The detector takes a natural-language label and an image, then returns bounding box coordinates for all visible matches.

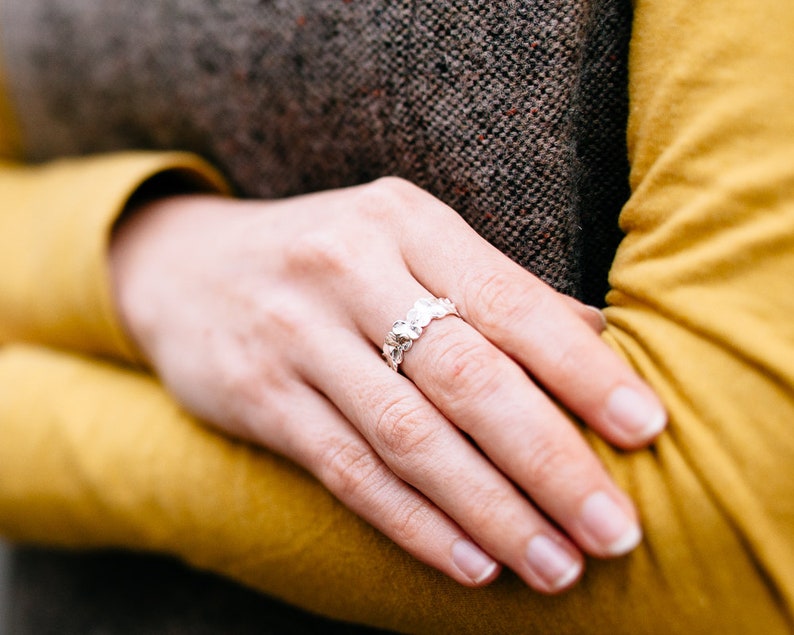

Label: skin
[110,176,666,594]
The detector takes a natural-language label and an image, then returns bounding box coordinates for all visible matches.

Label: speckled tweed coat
[0,0,632,630]
[2,0,631,306]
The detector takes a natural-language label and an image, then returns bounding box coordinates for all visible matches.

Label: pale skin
[110,176,666,594]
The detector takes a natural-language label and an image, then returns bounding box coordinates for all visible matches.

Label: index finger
[395,182,667,449]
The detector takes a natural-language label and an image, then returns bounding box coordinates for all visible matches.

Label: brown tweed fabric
[1,0,631,305]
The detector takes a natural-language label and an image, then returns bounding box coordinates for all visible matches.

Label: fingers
[396,316,642,558]
[392,184,666,449]
[348,285,642,560]
[271,381,502,588]
[464,268,665,449]
[295,324,588,593]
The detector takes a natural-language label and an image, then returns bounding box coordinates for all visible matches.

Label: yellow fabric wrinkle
[0,342,788,631]
[604,0,794,619]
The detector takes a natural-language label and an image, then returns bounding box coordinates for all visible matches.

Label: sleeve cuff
[0,151,231,361]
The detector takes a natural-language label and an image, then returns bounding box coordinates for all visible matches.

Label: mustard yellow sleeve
[0,154,230,360]
[602,0,794,614]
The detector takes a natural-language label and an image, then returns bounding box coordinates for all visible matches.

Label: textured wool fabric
[0,0,631,306]
[0,50,20,159]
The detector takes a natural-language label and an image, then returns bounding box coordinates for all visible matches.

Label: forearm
[602,0,794,615]
[1,343,789,635]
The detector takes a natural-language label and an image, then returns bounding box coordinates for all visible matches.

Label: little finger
[275,382,502,587]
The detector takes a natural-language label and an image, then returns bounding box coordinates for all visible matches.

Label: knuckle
[251,290,306,339]
[214,363,290,437]
[426,326,477,381]
[354,178,406,224]
[355,177,426,226]
[283,229,355,279]
[369,175,417,198]
[387,498,434,545]
[461,484,518,530]
[423,329,503,419]
[522,434,578,491]
[319,438,387,502]
[541,339,581,378]
[217,365,263,412]
[373,395,436,461]
[464,270,544,336]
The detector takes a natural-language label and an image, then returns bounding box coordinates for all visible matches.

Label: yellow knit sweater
[1,0,792,633]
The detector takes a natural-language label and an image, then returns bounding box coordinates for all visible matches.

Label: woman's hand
[110,177,666,593]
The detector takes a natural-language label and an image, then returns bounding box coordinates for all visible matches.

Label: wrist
[110,193,230,365]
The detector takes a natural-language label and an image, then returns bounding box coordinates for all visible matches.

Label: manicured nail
[452,539,498,584]
[606,386,666,438]
[581,491,642,555]
[526,535,581,591]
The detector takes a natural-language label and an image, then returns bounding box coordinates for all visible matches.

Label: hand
[110,177,666,593]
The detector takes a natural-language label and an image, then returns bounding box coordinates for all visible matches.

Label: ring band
[382,297,461,371]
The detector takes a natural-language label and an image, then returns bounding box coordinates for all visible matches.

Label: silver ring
[382,297,461,371]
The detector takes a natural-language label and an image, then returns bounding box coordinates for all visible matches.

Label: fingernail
[581,491,642,556]
[526,535,581,591]
[585,305,608,330]
[452,539,498,584]
[606,386,666,438]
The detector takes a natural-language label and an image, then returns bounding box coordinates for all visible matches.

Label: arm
[0,31,665,598]
[0,40,229,356]
[1,0,793,632]
[602,0,794,609]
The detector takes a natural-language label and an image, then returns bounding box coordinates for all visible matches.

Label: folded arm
[1,0,793,631]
